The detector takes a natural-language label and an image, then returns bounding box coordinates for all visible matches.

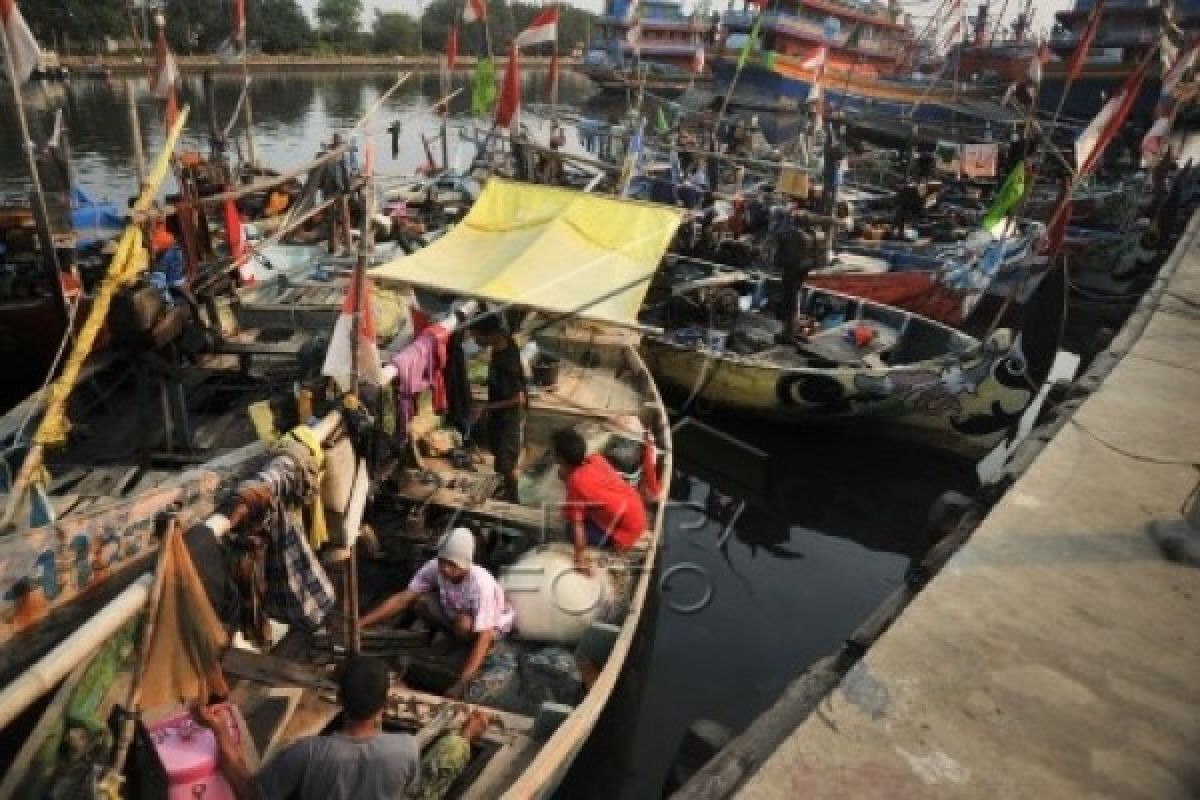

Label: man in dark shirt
[469,313,527,503]
[195,655,418,800]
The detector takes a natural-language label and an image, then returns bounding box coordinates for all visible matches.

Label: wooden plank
[222,648,337,692]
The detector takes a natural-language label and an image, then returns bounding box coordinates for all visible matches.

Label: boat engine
[109,282,199,351]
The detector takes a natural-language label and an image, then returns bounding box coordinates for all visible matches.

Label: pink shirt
[409,560,515,634]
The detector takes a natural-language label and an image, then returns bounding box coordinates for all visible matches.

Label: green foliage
[20,0,127,53]
[18,0,594,57]
[419,0,597,56]
[162,0,312,55]
[372,11,421,55]
[253,0,315,53]
[317,0,365,44]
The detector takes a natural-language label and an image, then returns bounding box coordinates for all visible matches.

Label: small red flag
[447,25,458,70]
[495,46,521,129]
[1065,0,1105,86]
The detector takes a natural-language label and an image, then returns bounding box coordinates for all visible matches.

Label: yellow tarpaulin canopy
[370,179,684,328]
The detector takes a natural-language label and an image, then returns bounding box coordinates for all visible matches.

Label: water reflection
[0,69,597,203]
[563,420,975,798]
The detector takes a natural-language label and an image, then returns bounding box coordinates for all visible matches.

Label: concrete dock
[735,215,1200,798]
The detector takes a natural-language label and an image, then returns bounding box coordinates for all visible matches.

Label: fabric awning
[370,179,684,328]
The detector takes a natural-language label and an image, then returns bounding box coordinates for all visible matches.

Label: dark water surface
[1,70,594,200]
[2,72,975,797]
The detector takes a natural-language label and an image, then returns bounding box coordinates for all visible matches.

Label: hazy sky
[299,0,1076,36]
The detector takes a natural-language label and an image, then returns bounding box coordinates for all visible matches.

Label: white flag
[1,0,41,85]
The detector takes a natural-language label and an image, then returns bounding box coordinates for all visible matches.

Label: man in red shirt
[552,428,648,573]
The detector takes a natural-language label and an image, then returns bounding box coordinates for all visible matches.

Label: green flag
[982,163,1027,231]
[655,106,670,134]
[737,16,762,72]
[471,57,497,117]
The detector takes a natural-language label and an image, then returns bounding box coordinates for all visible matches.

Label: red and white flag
[800,45,827,71]
[515,6,558,48]
[151,24,179,99]
[495,45,521,129]
[322,277,384,389]
[1075,48,1154,176]
[1064,0,1105,86]
[463,0,487,24]
[692,46,705,74]
[1141,114,1173,160]
[1161,42,1197,99]
[218,0,248,62]
[1,0,41,85]
[1028,41,1050,84]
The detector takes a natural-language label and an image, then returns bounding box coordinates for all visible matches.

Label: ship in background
[949,1,1040,84]
[581,0,714,93]
[1039,0,1199,122]
[709,0,1021,140]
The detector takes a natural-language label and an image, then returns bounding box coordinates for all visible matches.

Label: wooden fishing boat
[641,283,1036,458]
[1,180,682,798]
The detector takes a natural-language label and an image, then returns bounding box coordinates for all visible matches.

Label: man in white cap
[361,527,514,699]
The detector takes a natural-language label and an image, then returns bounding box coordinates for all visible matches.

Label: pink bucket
[146,705,242,800]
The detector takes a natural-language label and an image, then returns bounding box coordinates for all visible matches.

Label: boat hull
[712,56,1003,125]
[1039,67,1162,124]
[805,272,969,326]
[642,334,1036,459]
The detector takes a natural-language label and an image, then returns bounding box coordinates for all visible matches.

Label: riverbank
[58,54,578,77]
[676,208,1200,798]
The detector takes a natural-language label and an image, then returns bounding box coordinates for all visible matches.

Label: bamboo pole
[0,574,155,731]
[106,516,181,782]
[126,80,148,188]
[1,22,64,289]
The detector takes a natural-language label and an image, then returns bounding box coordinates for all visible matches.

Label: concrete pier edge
[675,210,1200,799]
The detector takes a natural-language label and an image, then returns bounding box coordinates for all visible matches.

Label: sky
[298,0,1074,36]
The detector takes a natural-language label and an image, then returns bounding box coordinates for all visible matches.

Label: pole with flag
[715,12,762,142]
[464,0,492,59]
[1075,44,1157,177]
[150,10,181,134]
[1048,0,1105,133]
[235,0,258,167]
[495,44,521,130]
[515,6,559,108]
[1,0,64,286]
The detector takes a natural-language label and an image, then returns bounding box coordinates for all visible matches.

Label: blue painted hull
[712,60,972,125]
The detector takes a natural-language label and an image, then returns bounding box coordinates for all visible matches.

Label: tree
[252,0,314,53]
[372,11,420,55]
[21,0,127,53]
[317,0,365,46]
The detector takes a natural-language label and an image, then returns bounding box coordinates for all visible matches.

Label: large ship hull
[1038,64,1163,123]
[712,55,1008,126]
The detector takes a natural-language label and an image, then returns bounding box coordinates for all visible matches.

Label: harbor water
[2,71,993,797]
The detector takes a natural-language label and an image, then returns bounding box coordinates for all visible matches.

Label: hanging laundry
[389,326,449,441]
[235,450,337,633]
[141,527,231,709]
[443,330,473,436]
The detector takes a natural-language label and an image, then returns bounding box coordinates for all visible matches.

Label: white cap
[438,527,475,571]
